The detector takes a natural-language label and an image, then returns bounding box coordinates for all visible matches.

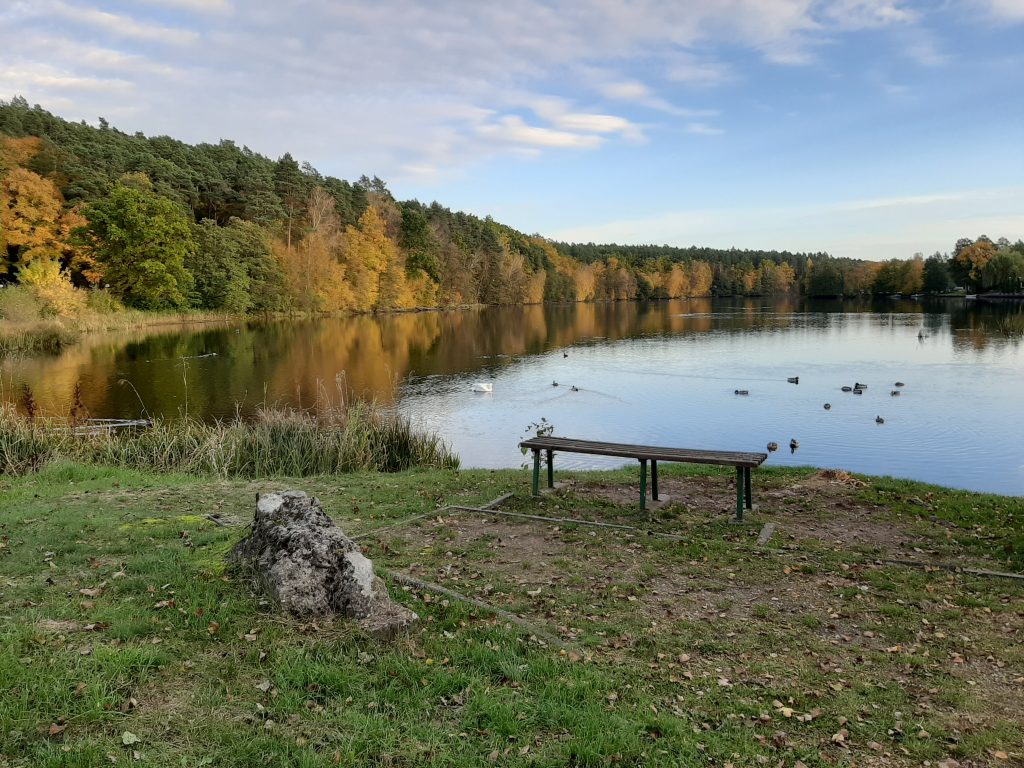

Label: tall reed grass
[0,399,459,477]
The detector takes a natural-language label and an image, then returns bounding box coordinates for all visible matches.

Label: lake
[2,297,1022,496]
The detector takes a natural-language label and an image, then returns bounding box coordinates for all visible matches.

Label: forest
[2,96,1022,320]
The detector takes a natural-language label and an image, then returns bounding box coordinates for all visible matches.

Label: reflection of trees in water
[3,297,1020,419]
[949,300,1024,352]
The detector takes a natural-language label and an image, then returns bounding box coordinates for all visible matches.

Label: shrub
[17,258,85,316]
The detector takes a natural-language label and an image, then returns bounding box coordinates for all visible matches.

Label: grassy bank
[0,287,237,355]
[0,459,1021,767]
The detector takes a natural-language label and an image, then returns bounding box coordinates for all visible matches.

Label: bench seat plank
[519,436,766,468]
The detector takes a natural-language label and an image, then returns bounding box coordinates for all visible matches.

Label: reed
[0,398,458,477]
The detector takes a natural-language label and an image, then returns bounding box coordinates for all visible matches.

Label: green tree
[188,219,250,312]
[922,254,953,294]
[980,249,1024,293]
[78,182,195,309]
[805,260,844,297]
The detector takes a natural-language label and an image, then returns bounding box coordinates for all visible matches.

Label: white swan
[471,382,492,393]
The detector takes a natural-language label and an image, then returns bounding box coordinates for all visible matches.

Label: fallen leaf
[121,731,139,746]
[207,621,220,635]
[48,723,67,737]
[79,588,103,598]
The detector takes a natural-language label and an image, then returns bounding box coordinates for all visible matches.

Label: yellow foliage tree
[0,136,42,170]
[17,257,85,316]
[342,204,394,311]
[278,187,350,310]
[688,261,713,296]
[956,241,995,285]
[1,167,64,273]
[665,264,691,297]
[525,269,546,304]
[575,263,597,301]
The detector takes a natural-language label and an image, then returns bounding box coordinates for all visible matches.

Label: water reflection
[1,297,1021,495]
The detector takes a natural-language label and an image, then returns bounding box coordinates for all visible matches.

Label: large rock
[230,490,416,638]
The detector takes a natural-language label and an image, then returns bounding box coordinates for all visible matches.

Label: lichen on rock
[229,490,416,638]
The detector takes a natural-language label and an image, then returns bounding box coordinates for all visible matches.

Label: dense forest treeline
[1,97,1022,320]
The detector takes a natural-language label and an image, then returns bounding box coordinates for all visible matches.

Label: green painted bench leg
[532,449,540,496]
[651,460,659,501]
[639,459,647,511]
[735,466,744,522]
[546,449,554,489]
[744,466,753,510]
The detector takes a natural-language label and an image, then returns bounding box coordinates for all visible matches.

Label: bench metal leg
[532,449,540,496]
[639,459,647,511]
[735,466,744,522]
[651,460,659,501]
[744,467,752,510]
[546,449,554,489]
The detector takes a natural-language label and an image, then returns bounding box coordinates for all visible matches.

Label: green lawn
[0,462,1021,766]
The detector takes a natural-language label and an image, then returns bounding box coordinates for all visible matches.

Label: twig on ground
[385,569,570,650]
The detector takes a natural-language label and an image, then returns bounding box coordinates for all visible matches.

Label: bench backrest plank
[519,436,766,468]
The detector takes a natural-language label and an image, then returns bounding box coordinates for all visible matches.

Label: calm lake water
[3,297,1023,496]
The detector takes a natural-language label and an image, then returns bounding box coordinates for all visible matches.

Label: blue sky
[2,0,1022,259]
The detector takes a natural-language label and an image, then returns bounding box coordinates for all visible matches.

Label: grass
[0,399,458,477]
[0,460,1021,766]
[0,286,238,355]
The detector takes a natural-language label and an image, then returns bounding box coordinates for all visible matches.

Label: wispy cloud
[477,116,605,150]
[0,65,133,93]
[686,122,724,136]
[136,0,234,13]
[48,1,199,44]
[982,0,1024,21]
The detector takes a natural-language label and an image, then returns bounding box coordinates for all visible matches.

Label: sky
[2,0,1023,260]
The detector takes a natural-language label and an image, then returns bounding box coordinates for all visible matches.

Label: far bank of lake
[2,296,1022,495]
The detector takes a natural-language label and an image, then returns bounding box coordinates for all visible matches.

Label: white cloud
[529,97,644,140]
[48,1,199,44]
[823,0,916,28]
[0,65,133,93]
[687,122,724,136]
[983,0,1024,20]
[595,77,718,117]
[905,38,948,66]
[602,81,650,101]
[665,55,734,86]
[0,0,937,183]
[477,116,605,150]
[136,0,234,13]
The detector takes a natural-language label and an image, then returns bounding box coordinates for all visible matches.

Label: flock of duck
[472,351,905,458]
[755,378,906,454]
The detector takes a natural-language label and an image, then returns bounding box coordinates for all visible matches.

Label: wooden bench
[518,436,768,521]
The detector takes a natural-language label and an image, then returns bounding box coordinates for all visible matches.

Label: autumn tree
[1,167,64,273]
[18,257,84,316]
[278,186,350,311]
[953,237,996,290]
[78,180,195,309]
[342,204,397,311]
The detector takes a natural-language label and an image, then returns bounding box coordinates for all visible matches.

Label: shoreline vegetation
[2,290,1023,358]
[0,394,459,476]
[3,98,1022,353]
